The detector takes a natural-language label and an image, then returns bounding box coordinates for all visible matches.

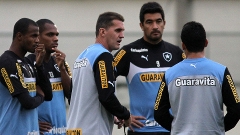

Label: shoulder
[25,53,36,64]
[27,53,36,58]
[98,52,113,60]
[26,53,36,60]
[94,52,113,67]
[88,44,110,56]
[0,51,18,67]
[81,44,110,57]
[79,44,111,65]
[163,41,181,50]
[162,41,183,57]
[205,58,226,69]
[0,51,14,60]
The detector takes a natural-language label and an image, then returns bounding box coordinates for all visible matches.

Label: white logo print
[163,52,172,62]
[54,64,60,72]
[74,58,88,69]
[27,64,34,73]
[21,65,27,71]
[141,55,148,61]
[10,73,18,79]
[190,63,197,68]
[131,48,148,52]
[17,59,22,63]
[108,81,115,87]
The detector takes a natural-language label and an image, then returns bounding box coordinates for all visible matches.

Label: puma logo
[108,81,115,87]
[141,55,148,61]
[190,63,197,68]
[10,73,18,79]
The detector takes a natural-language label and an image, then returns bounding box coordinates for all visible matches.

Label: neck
[9,42,26,59]
[95,38,111,52]
[185,51,205,59]
[43,52,52,63]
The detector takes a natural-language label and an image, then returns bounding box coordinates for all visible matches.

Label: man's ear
[16,32,23,41]
[99,28,106,37]
[182,42,186,50]
[205,39,208,47]
[163,20,166,29]
[140,22,144,31]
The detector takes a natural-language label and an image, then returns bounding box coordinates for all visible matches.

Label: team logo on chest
[163,52,172,62]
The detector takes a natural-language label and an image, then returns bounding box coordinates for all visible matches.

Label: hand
[123,115,132,127]
[35,44,46,67]
[128,115,146,132]
[52,47,66,70]
[39,121,52,135]
[114,116,124,129]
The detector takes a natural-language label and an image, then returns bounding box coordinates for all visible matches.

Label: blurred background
[1,0,240,134]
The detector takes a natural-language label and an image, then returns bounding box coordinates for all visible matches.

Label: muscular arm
[94,52,130,120]
[222,68,240,131]
[154,75,173,131]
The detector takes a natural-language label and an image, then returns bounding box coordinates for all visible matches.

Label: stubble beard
[147,34,162,44]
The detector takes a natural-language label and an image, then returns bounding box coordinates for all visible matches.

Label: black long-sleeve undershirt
[222,68,240,131]
[35,65,52,101]
[17,92,44,109]
[154,75,173,131]
[15,64,52,109]
[93,52,130,120]
[24,56,53,101]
